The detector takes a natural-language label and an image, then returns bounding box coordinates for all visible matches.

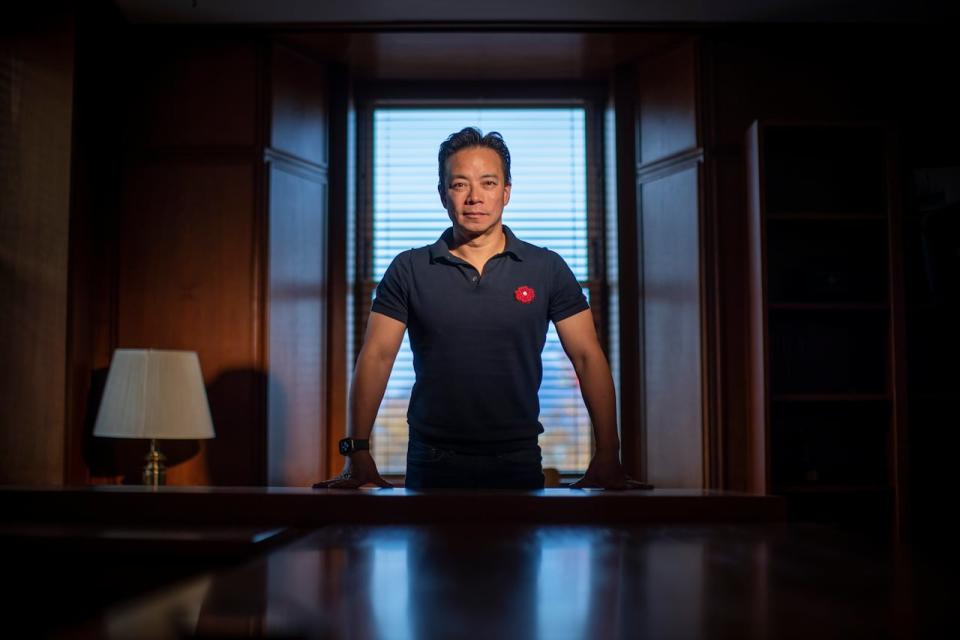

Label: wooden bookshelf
[746,121,907,534]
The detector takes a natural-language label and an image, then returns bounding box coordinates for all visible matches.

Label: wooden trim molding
[264,147,329,182]
[636,146,704,184]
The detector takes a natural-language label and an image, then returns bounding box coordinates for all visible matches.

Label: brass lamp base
[143,438,167,486]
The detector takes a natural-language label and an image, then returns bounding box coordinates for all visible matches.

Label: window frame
[351,80,611,478]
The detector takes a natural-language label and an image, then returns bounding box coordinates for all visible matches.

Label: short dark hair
[437,127,512,191]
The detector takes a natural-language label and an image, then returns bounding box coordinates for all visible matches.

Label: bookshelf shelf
[746,121,906,531]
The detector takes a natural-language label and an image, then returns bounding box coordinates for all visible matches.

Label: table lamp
[94,349,216,485]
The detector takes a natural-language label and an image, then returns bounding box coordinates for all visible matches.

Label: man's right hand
[311,451,394,489]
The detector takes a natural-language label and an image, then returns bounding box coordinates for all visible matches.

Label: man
[314,127,645,490]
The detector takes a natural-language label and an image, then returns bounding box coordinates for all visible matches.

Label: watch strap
[339,437,370,455]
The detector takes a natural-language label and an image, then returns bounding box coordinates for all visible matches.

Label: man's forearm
[347,351,395,440]
[571,350,621,455]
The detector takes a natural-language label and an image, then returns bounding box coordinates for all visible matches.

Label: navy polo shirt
[370,224,590,450]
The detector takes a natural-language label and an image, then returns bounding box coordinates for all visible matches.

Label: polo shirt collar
[428,224,526,264]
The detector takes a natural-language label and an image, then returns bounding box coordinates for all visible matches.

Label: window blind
[367,107,593,474]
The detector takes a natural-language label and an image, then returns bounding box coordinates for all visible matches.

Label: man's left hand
[569,450,653,490]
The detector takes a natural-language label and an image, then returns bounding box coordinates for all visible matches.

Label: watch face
[339,440,351,455]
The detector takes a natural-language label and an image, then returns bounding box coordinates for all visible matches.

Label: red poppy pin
[514,285,536,304]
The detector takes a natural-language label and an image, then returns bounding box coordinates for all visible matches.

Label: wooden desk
[3,487,950,638]
[87,522,939,640]
[1,522,296,638]
[0,486,786,526]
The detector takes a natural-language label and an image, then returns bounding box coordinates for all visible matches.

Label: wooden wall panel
[265,44,329,486]
[324,65,353,478]
[73,36,336,487]
[117,162,259,485]
[64,1,127,486]
[638,41,697,165]
[641,167,704,488]
[635,38,706,489]
[270,46,328,167]
[266,165,327,486]
[0,11,75,485]
[610,65,642,478]
[133,42,258,149]
[71,35,270,487]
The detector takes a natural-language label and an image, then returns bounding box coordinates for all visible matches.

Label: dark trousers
[404,438,545,490]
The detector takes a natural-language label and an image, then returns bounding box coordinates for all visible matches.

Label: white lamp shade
[94,349,216,440]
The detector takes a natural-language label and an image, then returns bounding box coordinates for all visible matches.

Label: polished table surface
[6,487,949,638]
[86,522,947,640]
[0,486,786,526]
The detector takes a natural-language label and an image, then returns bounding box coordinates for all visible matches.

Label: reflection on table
[101,523,921,640]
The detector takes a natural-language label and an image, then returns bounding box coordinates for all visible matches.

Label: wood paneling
[66,35,335,487]
[638,40,698,164]
[118,161,259,485]
[610,64,642,478]
[0,10,76,485]
[640,167,704,488]
[265,45,330,487]
[117,162,257,351]
[266,163,327,486]
[325,65,354,478]
[66,0,128,486]
[132,41,258,149]
[69,35,270,487]
[634,39,706,489]
[270,45,328,167]
[280,31,685,82]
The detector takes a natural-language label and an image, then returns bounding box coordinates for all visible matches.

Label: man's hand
[312,451,394,489]
[555,311,649,491]
[569,449,653,490]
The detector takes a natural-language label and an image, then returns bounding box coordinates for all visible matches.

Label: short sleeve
[370,251,410,324]
[548,251,590,323]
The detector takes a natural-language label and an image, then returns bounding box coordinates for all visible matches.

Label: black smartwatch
[339,437,370,456]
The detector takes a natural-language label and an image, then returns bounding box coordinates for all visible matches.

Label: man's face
[439,146,511,237]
